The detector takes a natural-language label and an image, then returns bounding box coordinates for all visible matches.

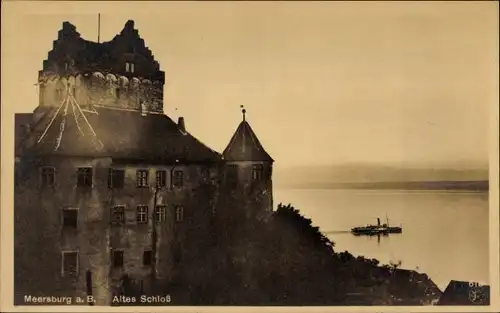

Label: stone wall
[14,155,220,305]
[220,161,274,219]
[38,72,163,113]
[14,155,113,305]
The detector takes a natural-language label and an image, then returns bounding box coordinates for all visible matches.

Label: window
[175,206,184,222]
[62,208,78,228]
[125,62,135,73]
[136,205,148,224]
[77,167,92,187]
[173,170,184,188]
[72,87,76,97]
[111,206,125,225]
[39,85,46,105]
[227,164,238,183]
[201,167,210,180]
[112,250,124,268]
[252,164,264,181]
[143,250,152,266]
[108,169,125,188]
[40,166,55,187]
[136,170,148,187]
[155,205,166,223]
[156,170,167,188]
[62,251,78,276]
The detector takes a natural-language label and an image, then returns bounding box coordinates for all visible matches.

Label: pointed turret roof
[223,109,273,162]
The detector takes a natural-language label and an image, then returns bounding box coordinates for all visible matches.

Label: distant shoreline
[275,180,489,192]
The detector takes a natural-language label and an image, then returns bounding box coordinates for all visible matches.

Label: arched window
[38,81,46,106]
[55,77,67,104]
[74,74,85,104]
[130,77,140,108]
[140,79,152,108]
[67,75,77,98]
[117,76,129,103]
[91,72,105,105]
[91,72,105,88]
[118,76,129,88]
[106,74,117,97]
[130,77,140,90]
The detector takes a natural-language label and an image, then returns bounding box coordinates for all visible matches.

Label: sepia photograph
[1,1,498,311]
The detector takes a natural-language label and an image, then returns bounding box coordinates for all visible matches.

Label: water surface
[274,188,489,290]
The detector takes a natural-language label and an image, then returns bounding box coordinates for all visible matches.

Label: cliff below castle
[122,203,442,306]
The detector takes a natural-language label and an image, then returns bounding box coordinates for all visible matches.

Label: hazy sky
[1,1,498,168]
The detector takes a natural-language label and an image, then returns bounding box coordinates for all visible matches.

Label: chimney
[178,117,186,133]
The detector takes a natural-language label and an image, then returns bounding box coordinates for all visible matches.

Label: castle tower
[222,108,274,218]
[37,20,165,115]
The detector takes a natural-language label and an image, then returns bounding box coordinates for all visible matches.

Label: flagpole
[97,13,101,43]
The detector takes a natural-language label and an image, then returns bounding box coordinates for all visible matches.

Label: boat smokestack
[377,218,380,226]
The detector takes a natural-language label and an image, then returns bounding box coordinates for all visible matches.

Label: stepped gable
[113,20,161,72]
[223,110,273,162]
[41,20,164,83]
[22,105,221,164]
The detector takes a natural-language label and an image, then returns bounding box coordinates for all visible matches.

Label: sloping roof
[15,113,34,157]
[437,280,490,305]
[31,99,106,156]
[15,113,33,129]
[223,119,273,162]
[20,105,222,164]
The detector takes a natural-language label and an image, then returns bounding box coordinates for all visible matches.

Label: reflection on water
[274,188,489,290]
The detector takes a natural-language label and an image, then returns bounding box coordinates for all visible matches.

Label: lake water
[274,188,490,290]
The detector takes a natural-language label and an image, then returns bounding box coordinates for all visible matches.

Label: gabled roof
[223,114,273,162]
[18,105,222,164]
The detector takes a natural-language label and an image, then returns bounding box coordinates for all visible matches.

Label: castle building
[14,20,273,305]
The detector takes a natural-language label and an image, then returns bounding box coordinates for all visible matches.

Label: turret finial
[240,105,246,121]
